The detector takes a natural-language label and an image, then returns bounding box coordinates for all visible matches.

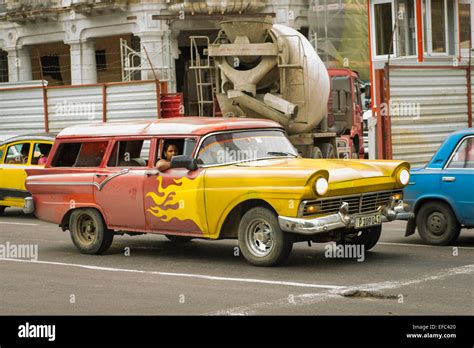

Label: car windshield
[197,130,298,166]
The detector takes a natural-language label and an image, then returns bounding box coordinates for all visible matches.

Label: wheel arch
[60,205,109,231]
[413,195,461,222]
[218,198,278,239]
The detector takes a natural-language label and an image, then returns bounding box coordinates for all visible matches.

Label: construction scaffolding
[189,36,216,117]
[308,0,370,80]
[120,38,172,83]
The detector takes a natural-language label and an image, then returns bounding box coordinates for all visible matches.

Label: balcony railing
[0,0,127,23]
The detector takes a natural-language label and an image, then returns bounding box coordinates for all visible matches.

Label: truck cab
[327,68,365,159]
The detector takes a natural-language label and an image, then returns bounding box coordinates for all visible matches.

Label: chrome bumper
[278,200,414,235]
[23,197,35,214]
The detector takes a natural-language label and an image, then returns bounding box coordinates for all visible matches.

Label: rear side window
[52,142,108,167]
[108,140,151,167]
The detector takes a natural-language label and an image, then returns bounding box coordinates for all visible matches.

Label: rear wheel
[0,206,5,216]
[69,209,114,254]
[339,225,382,251]
[416,201,460,246]
[165,235,193,244]
[238,207,293,266]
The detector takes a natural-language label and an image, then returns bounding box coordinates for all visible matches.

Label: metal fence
[0,80,165,136]
[388,65,472,168]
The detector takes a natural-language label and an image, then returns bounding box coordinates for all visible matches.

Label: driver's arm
[156,159,171,172]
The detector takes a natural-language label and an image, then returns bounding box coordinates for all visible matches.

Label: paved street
[0,208,473,315]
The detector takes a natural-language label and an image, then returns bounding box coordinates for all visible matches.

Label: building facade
[368,0,474,166]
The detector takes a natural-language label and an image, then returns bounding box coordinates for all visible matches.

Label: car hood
[236,158,405,181]
[234,158,408,196]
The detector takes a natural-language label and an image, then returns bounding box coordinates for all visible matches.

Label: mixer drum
[214,21,330,135]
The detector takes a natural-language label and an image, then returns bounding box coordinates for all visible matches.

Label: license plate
[355,214,382,228]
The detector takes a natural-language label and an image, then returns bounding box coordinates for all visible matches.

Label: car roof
[425,127,474,168]
[56,117,284,139]
[0,133,56,146]
[450,127,474,138]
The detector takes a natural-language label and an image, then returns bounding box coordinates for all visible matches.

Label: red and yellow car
[26,118,412,266]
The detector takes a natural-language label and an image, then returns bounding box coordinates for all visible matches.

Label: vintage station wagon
[0,134,54,216]
[26,118,412,266]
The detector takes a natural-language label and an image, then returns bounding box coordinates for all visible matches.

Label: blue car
[404,128,474,245]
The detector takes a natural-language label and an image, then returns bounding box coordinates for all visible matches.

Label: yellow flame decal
[145,175,206,233]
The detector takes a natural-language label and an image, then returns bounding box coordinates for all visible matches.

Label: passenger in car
[38,144,51,165]
[156,141,179,172]
[19,144,30,164]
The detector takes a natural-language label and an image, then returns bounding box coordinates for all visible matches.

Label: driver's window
[6,143,30,164]
[447,137,474,169]
[155,138,190,164]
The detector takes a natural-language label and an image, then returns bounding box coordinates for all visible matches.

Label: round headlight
[399,169,410,186]
[315,177,328,196]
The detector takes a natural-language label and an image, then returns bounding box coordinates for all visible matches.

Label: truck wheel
[165,235,193,244]
[320,143,336,159]
[312,146,323,159]
[69,209,114,254]
[338,225,382,251]
[238,207,293,266]
[416,201,461,246]
[0,206,5,216]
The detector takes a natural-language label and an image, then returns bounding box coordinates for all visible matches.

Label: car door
[1,141,32,195]
[441,135,474,224]
[93,138,149,231]
[143,137,207,236]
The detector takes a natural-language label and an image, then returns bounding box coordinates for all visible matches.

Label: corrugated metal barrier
[0,82,45,136]
[389,66,471,168]
[0,80,176,136]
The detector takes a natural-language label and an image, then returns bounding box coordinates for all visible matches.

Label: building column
[137,30,178,93]
[6,46,32,82]
[68,39,97,85]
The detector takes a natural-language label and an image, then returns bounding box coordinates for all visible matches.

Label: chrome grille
[302,189,403,216]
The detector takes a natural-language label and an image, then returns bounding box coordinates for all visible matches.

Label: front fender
[412,194,461,223]
[212,192,301,239]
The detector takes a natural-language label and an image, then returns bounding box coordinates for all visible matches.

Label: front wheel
[238,207,293,266]
[0,206,5,216]
[69,209,114,254]
[416,201,460,246]
[339,225,382,251]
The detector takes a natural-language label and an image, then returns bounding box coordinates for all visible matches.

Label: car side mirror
[170,155,198,171]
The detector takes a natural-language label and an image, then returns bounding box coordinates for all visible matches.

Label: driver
[156,141,179,172]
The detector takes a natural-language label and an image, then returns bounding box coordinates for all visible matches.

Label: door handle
[442,176,456,182]
[95,174,108,178]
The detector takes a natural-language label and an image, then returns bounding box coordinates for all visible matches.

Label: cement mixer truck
[190,18,366,159]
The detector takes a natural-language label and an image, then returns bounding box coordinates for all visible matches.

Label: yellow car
[26,118,413,266]
[0,134,54,216]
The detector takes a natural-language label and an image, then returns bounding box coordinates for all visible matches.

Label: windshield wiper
[267,151,297,158]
